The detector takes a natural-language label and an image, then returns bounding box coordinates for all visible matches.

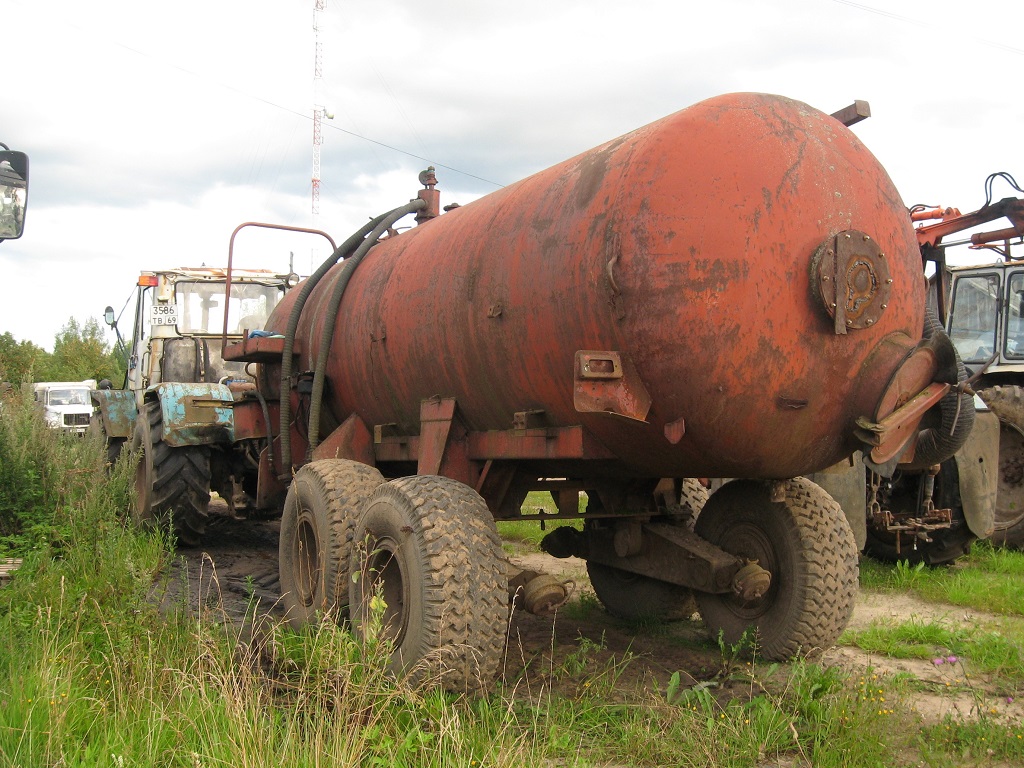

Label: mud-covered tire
[694,478,858,660]
[669,478,710,528]
[587,562,697,621]
[978,386,1024,549]
[132,400,211,547]
[349,475,508,692]
[279,459,384,628]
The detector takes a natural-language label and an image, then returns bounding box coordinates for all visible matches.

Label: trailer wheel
[693,478,857,660]
[132,400,211,547]
[279,460,384,628]
[978,386,1024,549]
[586,479,707,621]
[349,475,507,692]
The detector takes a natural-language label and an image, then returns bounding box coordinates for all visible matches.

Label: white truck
[33,380,97,434]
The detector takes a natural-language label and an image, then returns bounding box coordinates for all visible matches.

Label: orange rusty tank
[272,92,929,480]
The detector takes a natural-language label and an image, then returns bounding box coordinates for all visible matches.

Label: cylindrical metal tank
[272,92,928,479]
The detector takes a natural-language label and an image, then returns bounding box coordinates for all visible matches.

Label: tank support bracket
[418,397,477,488]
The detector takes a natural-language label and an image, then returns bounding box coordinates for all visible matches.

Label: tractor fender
[956,406,999,539]
[90,389,138,439]
[147,382,235,447]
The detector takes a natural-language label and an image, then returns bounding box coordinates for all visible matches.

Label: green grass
[860,544,1024,617]
[843,617,1024,684]
[497,491,585,548]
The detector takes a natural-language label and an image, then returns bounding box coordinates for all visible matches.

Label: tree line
[0,317,126,386]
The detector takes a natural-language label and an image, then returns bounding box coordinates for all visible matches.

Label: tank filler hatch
[812,230,892,334]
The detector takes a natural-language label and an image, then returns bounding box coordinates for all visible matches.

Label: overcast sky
[1,0,1021,350]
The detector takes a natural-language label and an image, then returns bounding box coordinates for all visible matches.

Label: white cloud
[1,0,1021,350]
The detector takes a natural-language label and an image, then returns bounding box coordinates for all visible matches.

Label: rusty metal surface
[91,388,138,438]
[812,230,892,334]
[270,92,927,479]
[573,351,652,421]
[856,382,950,464]
[153,382,235,447]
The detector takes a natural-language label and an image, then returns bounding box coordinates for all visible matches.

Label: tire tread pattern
[136,401,211,546]
[354,475,508,692]
[978,385,1024,548]
[695,478,858,660]
[279,459,384,626]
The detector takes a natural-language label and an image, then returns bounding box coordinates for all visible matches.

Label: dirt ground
[163,506,1023,725]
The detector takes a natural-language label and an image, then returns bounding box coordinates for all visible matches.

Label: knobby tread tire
[279,459,384,627]
[350,475,508,693]
[694,478,858,661]
[587,562,697,621]
[978,385,1024,548]
[133,400,211,546]
[677,478,710,522]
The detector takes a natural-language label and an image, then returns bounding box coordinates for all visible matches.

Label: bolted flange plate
[813,230,892,334]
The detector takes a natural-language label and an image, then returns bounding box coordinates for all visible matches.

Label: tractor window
[948,273,999,364]
[175,281,283,336]
[1006,272,1024,359]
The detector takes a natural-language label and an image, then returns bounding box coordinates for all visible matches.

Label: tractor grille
[64,413,90,427]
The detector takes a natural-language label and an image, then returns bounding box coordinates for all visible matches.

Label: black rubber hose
[906,307,975,469]
[277,210,394,478]
[307,198,426,452]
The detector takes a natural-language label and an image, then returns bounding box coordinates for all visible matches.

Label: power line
[830,0,1024,57]
[19,1,504,190]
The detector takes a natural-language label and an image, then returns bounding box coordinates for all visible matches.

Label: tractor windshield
[948,273,999,364]
[175,281,283,336]
[1006,272,1024,359]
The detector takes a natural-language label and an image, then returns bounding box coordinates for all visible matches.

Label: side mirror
[104,305,116,328]
[0,149,29,242]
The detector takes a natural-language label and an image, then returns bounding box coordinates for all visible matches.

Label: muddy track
[159,510,284,623]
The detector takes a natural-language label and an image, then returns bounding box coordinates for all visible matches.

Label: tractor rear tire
[349,475,508,692]
[279,459,384,628]
[132,400,211,547]
[863,458,973,566]
[694,478,858,660]
[978,386,1024,549]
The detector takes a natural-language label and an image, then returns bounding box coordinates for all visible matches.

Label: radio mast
[311,0,326,219]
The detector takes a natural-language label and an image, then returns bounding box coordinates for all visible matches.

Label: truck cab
[33,380,97,434]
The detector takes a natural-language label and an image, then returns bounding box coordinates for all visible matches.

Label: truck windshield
[48,388,90,406]
[948,273,999,363]
[175,281,283,335]
[1006,272,1024,359]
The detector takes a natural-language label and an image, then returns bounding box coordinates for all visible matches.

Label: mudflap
[956,408,999,539]
[806,453,867,550]
[91,388,138,439]
[150,382,235,447]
